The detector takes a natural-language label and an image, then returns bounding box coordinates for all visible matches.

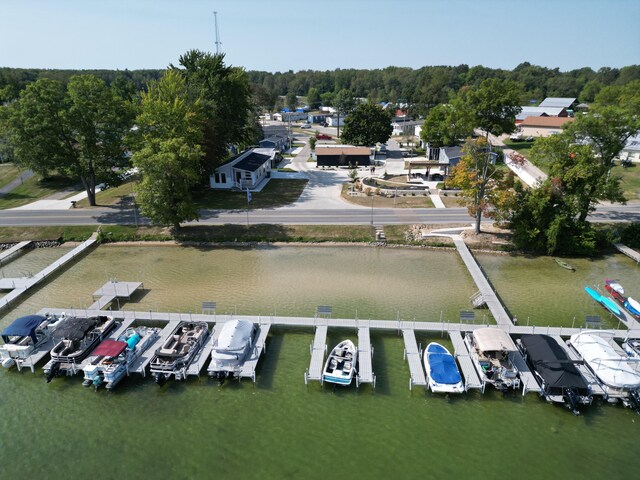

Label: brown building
[519,116,575,138]
[315,145,372,167]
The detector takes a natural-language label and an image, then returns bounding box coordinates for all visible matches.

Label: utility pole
[214,11,222,54]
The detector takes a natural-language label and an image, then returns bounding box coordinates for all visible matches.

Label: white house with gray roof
[210,148,273,190]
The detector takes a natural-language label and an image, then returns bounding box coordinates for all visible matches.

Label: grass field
[0,174,78,210]
[194,179,308,210]
[75,180,137,208]
[614,163,640,201]
[0,164,24,189]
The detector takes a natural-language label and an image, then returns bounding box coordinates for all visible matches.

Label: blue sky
[1,0,638,72]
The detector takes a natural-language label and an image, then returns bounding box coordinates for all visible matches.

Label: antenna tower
[214,11,222,54]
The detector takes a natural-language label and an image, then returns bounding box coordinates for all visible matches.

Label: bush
[621,223,640,248]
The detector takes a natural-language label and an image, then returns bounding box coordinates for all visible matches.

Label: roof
[442,146,463,159]
[54,317,98,341]
[1,315,47,343]
[92,339,127,358]
[472,328,517,352]
[520,116,575,128]
[234,152,271,172]
[315,146,371,156]
[516,106,567,121]
[623,134,640,152]
[261,135,286,143]
[520,335,589,392]
[215,320,254,352]
[570,331,640,389]
[538,97,576,108]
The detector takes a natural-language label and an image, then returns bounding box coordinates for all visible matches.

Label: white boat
[43,315,117,382]
[82,326,160,390]
[149,321,209,384]
[207,319,256,382]
[623,338,640,360]
[464,328,520,391]
[569,331,640,409]
[1,313,67,369]
[423,342,464,393]
[322,340,358,386]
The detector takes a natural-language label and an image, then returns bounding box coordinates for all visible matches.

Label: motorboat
[623,338,640,359]
[623,297,640,318]
[423,342,464,394]
[604,279,625,303]
[149,321,209,384]
[569,331,640,410]
[207,319,256,383]
[322,340,358,386]
[464,328,520,391]
[1,313,68,369]
[518,334,592,415]
[43,315,117,382]
[82,326,160,390]
[584,286,621,316]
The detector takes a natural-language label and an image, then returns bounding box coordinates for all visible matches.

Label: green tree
[341,103,392,146]
[420,100,475,148]
[309,136,317,151]
[464,78,523,139]
[286,91,297,110]
[132,70,203,230]
[333,89,355,138]
[3,75,133,205]
[307,87,321,110]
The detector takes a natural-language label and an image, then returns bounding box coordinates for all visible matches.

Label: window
[214,173,227,183]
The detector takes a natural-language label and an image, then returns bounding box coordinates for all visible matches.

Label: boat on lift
[82,326,160,390]
[322,340,358,386]
[207,319,256,383]
[43,315,117,382]
[464,328,520,391]
[604,279,625,303]
[623,297,640,318]
[1,313,68,369]
[423,342,464,394]
[149,321,209,384]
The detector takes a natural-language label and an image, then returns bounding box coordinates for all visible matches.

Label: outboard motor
[563,388,580,416]
[216,371,228,386]
[628,390,640,414]
[153,373,166,386]
[45,362,60,383]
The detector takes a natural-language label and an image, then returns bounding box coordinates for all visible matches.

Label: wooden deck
[356,327,375,388]
[448,331,483,391]
[402,329,427,390]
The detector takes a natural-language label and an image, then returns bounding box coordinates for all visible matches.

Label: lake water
[0,245,639,479]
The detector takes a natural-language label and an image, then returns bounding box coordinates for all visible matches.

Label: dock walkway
[0,241,31,266]
[510,350,541,395]
[451,235,513,326]
[130,320,180,375]
[240,323,271,381]
[305,325,328,384]
[88,281,143,310]
[448,331,483,391]
[356,327,375,388]
[402,329,427,390]
[614,243,640,263]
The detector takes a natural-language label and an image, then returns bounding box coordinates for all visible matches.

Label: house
[252,147,282,168]
[516,106,568,123]
[272,111,308,122]
[259,134,290,151]
[519,116,575,138]
[412,144,497,179]
[308,113,329,124]
[392,117,422,136]
[325,116,346,127]
[538,97,578,111]
[314,145,371,167]
[210,148,272,190]
[619,134,640,164]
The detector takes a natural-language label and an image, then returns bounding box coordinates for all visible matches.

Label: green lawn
[614,163,640,201]
[194,179,308,210]
[75,180,137,208]
[0,164,24,189]
[0,174,78,210]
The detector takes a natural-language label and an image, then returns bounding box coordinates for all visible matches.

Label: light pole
[370,190,374,225]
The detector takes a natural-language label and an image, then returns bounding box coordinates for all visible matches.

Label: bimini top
[92,339,127,358]
[472,328,517,352]
[54,317,98,341]
[570,331,640,389]
[1,315,47,344]
[215,320,254,352]
[426,343,462,385]
[520,334,588,392]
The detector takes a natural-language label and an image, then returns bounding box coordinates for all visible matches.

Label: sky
[1,0,638,72]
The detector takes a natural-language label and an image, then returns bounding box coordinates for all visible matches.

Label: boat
[604,279,625,303]
[554,258,575,271]
[517,334,592,415]
[149,321,209,384]
[623,338,640,359]
[1,313,68,369]
[584,286,621,316]
[82,326,160,390]
[423,342,464,394]
[464,328,520,391]
[623,297,640,318]
[207,319,256,383]
[43,315,117,382]
[569,331,640,410]
[322,340,358,386]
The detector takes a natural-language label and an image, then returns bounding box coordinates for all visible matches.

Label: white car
[300,124,311,129]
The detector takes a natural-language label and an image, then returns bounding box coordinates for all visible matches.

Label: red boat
[605,278,626,303]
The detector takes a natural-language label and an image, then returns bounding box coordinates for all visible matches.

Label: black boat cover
[520,334,589,395]
[53,317,98,341]
[2,315,47,344]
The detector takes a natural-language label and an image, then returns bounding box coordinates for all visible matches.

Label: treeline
[2,63,640,112]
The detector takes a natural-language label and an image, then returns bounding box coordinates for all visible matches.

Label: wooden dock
[0,241,31,266]
[402,329,427,390]
[356,327,375,388]
[305,325,328,384]
[448,331,483,391]
[614,243,640,263]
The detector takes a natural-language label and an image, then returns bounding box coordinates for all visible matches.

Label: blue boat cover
[1,315,46,344]
[427,344,462,384]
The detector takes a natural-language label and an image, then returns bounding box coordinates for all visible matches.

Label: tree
[2,75,133,205]
[307,87,321,110]
[333,89,355,138]
[463,78,522,139]
[447,137,514,234]
[341,103,392,146]
[132,70,203,230]
[309,136,317,151]
[286,91,297,110]
[420,100,475,148]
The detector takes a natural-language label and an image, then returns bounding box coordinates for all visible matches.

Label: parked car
[510,133,523,141]
[316,133,332,140]
[300,124,311,129]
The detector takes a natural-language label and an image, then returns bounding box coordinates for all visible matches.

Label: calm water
[0,245,639,480]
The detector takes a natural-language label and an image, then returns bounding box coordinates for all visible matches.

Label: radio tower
[214,11,222,54]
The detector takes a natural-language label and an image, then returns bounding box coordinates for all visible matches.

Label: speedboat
[82,326,160,390]
[322,340,358,386]
[584,286,621,316]
[569,331,640,410]
[43,315,117,382]
[423,342,464,393]
[623,297,640,318]
[623,338,640,359]
[1,313,67,369]
[464,328,520,391]
[149,321,209,384]
[518,334,592,415]
[207,319,256,383]
[604,279,625,303]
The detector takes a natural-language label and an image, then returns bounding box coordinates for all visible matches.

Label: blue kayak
[585,286,621,316]
[584,286,601,302]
